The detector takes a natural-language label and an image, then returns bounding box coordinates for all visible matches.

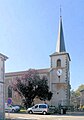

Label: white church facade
[5,15,71,107]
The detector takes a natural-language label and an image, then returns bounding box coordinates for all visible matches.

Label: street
[5,113,84,120]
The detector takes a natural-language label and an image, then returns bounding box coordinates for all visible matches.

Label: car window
[39,105,47,108]
[34,105,38,108]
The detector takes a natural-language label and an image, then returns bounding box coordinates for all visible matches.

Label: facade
[5,15,71,107]
[0,53,8,120]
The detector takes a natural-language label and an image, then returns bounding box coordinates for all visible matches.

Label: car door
[39,105,43,113]
[33,105,39,113]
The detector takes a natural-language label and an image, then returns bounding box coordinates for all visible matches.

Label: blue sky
[0,0,84,90]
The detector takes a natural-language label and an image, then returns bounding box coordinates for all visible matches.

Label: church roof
[50,14,71,61]
[5,68,50,77]
[56,15,66,52]
[50,52,71,61]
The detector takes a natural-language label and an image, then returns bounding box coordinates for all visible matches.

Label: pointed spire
[60,5,62,17]
[56,8,66,52]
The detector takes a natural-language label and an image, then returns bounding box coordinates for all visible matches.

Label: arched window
[8,85,12,98]
[57,59,61,67]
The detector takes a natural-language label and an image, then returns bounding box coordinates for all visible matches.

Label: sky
[0,0,84,90]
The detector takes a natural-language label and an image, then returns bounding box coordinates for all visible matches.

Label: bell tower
[49,14,71,107]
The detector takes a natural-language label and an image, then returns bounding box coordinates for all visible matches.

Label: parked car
[5,103,21,113]
[26,104,49,115]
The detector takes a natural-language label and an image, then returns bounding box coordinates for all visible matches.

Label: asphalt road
[5,113,84,120]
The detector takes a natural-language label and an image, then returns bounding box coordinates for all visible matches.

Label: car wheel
[43,111,47,115]
[29,110,33,114]
[12,109,15,113]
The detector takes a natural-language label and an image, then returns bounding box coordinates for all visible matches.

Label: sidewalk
[5,112,84,120]
[66,111,84,115]
[6,116,37,120]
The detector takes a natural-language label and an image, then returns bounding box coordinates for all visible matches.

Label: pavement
[5,112,84,120]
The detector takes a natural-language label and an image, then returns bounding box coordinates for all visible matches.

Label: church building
[5,15,71,107]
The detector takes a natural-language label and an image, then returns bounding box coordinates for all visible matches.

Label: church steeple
[56,12,66,52]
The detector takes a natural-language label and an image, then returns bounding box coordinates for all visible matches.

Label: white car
[5,103,20,112]
[26,104,49,115]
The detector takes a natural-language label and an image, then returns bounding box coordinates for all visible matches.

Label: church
[5,15,71,107]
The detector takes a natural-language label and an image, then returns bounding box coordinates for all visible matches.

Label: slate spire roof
[56,14,66,52]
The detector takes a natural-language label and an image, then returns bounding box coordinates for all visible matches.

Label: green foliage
[71,84,84,97]
[77,84,84,91]
[70,84,84,107]
[75,84,84,95]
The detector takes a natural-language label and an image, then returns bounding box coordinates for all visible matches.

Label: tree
[75,84,84,96]
[70,84,84,99]
[70,84,84,109]
[12,69,52,108]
